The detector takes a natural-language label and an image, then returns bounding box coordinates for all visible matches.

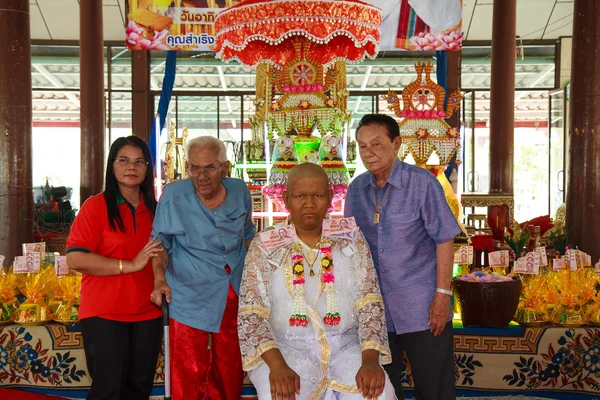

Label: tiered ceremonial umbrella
[213,0,381,211]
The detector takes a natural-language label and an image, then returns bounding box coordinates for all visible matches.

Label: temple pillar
[446,51,461,130]
[489,0,516,194]
[565,0,600,262]
[132,50,153,142]
[79,0,105,205]
[0,1,33,264]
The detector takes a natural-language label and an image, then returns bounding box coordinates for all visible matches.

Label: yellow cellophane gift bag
[515,274,550,325]
[548,268,594,327]
[584,270,600,325]
[0,267,20,324]
[13,264,55,325]
[52,273,81,325]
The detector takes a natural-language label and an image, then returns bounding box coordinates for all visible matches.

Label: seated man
[239,163,396,400]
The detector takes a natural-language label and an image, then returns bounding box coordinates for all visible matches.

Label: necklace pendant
[373,212,380,224]
[310,269,315,276]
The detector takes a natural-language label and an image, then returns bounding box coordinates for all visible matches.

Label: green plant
[504,230,530,259]
[548,226,569,256]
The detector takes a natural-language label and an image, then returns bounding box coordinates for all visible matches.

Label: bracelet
[436,287,452,296]
[119,259,123,275]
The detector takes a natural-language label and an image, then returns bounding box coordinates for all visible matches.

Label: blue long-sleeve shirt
[152,178,256,332]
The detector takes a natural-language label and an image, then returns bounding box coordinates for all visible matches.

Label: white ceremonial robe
[238,228,397,400]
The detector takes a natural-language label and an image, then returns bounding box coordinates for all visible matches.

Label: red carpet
[0,389,70,400]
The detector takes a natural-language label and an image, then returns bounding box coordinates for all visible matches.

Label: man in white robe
[238,163,396,400]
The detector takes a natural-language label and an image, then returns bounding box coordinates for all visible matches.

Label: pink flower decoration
[416,128,429,139]
[298,100,311,110]
[293,279,305,285]
[322,272,335,283]
[446,127,460,138]
[331,184,348,195]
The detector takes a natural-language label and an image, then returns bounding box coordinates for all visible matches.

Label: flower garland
[289,244,341,327]
[290,253,309,327]
[320,247,341,326]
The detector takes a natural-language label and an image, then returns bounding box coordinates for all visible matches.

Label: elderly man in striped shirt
[345,114,461,400]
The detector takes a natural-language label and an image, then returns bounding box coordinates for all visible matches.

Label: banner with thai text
[125,0,462,52]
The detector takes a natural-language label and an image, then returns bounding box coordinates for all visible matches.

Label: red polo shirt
[66,193,161,322]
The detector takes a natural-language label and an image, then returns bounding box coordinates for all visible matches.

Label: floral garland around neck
[289,243,341,327]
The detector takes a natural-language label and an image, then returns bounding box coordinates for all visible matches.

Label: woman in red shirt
[67,136,164,400]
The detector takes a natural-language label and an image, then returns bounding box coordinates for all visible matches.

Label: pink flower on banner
[409,29,463,51]
[126,21,169,50]
[439,30,463,50]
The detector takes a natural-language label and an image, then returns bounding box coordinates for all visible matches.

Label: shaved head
[287,163,330,192]
[283,163,332,232]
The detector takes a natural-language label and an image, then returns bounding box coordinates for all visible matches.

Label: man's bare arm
[150,247,171,307]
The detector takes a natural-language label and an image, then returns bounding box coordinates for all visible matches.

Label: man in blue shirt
[345,114,461,400]
[151,136,256,400]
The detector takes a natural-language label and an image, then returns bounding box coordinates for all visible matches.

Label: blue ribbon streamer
[149,50,178,167]
[436,50,454,180]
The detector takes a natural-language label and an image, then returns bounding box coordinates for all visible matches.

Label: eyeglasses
[187,163,222,176]
[114,157,149,168]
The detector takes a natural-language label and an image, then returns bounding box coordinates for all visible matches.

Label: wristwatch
[436,287,453,296]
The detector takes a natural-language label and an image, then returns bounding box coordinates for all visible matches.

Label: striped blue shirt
[152,178,256,332]
[345,160,461,334]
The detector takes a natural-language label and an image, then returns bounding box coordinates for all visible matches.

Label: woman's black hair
[104,136,156,232]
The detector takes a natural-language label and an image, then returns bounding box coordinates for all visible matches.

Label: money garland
[289,245,341,327]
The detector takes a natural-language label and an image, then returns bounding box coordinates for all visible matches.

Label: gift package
[0,243,81,326]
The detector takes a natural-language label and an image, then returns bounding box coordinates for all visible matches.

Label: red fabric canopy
[214,0,381,67]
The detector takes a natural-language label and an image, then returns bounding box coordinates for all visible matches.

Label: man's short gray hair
[186,136,228,162]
